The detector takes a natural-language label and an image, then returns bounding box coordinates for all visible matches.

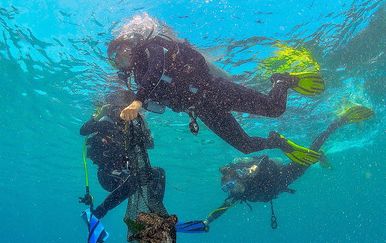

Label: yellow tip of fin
[340,105,374,123]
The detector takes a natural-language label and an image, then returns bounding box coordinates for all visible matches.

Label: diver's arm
[80,117,114,136]
[80,118,99,136]
[121,44,164,120]
[134,44,165,103]
[80,104,114,136]
[80,118,111,136]
[206,197,238,224]
[93,175,136,219]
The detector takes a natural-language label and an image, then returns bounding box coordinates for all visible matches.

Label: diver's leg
[277,119,347,187]
[278,162,308,188]
[93,173,137,219]
[214,76,290,117]
[310,118,346,151]
[197,107,276,154]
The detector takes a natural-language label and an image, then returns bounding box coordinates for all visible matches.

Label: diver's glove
[81,208,109,243]
[176,220,209,233]
[120,100,142,121]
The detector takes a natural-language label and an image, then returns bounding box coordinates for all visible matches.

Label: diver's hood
[107,34,142,71]
[108,29,156,71]
[108,33,143,58]
[104,90,135,109]
[221,156,268,179]
[220,156,269,195]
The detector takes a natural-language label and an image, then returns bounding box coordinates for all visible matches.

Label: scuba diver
[195,105,374,230]
[107,13,325,166]
[79,90,168,243]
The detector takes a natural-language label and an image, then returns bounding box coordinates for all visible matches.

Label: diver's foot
[268,131,321,166]
[271,72,325,96]
[270,73,298,88]
[267,131,291,151]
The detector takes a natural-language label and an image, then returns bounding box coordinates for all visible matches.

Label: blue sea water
[0,0,385,242]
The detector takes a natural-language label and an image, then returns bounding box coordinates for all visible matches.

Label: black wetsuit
[80,91,167,219]
[207,117,347,223]
[122,36,290,154]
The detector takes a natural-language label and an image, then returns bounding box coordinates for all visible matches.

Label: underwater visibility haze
[0,0,385,242]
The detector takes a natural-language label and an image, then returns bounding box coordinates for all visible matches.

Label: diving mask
[108,37,137,70]
[221,180,236,192]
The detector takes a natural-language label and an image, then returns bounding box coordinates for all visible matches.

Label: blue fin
[176,220,208,233]
[81,208,109,243]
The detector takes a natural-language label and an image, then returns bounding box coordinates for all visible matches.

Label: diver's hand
[120,100,142,121]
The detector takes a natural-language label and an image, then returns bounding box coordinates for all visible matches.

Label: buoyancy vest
[134,35,211,112]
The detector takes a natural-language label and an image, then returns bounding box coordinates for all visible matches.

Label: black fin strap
[245,201,253,211]
[239,199,253,211]
[270,200,278,229]
[188,109,199,135]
